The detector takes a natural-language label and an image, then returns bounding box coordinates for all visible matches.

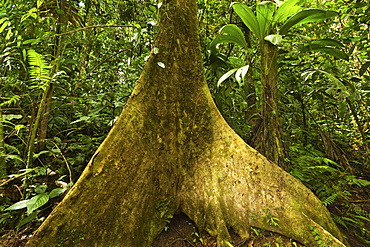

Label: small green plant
[3,181,67,230]
[164,217,171,231]
[310,225,335,247]
[192,231,204,245]
[155,198,169,218]
[251,207,280,227]
[5,184,66,213]
[187,221,204,245]
[267,216,280,227]
[251,226,263,237]
[56,228,85,246]
[290,238,299,247]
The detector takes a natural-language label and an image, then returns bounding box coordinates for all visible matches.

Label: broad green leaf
[273,0,302,25]
[49,188,67,198]
[23,39,40,45]
[149,5,156,13]
[311,39,344,48]
[5,200,29,211]
[235,65,250,85]
[359,61,370,76]
[256,1,276,38]
[232,3,262,41]
[70,116,90,125]
[3,114,22,120]
[27,193,49,214]
[210,24,248,51]
[0,20,9,34]
[217,68,238,87]
[210,35,240,53]
[311,46,349,60]
[219,24,248,48]
[19,212,38,227]
[316,69,350,96]
[265,34,282,45]
[339,101,346,119]
[280,8,337,35]
[35,185,47,194]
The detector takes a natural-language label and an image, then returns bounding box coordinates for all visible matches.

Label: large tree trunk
[26,0,346,246]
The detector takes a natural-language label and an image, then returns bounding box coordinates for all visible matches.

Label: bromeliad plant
[210,0,339,169]
[211,0,338,51]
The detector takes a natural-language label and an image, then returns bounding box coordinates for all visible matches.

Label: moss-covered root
[179,128,347,247]
[303,212,348,247]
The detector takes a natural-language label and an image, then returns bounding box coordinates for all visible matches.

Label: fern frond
[5,143,21,154]
[355,215,370,223]
[343,216,364,226]
[351,205,367,216]
[346,175,370,187]
[331,214,348,231]
[0,95,21,107]
[322,193,338,206]
[27,49,50,88]
[353,178,370,187]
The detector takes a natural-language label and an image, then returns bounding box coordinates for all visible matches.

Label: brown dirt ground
[153,213,303,247]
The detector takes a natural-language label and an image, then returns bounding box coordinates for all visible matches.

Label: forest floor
[1,210,369,247]
[0,180,369,247]
[153,213,303,247]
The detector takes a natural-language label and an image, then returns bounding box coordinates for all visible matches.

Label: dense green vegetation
[0,0,369,246]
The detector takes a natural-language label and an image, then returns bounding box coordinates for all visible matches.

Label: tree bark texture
[26,0,346,246]
[249,41,290,170]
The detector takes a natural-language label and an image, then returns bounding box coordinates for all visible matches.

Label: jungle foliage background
[0,0,369,246]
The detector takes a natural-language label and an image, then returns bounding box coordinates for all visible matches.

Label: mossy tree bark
[248,40,290,170]
[26,0,346,246]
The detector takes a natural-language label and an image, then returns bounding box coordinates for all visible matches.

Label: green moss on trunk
[26,1,347,246]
